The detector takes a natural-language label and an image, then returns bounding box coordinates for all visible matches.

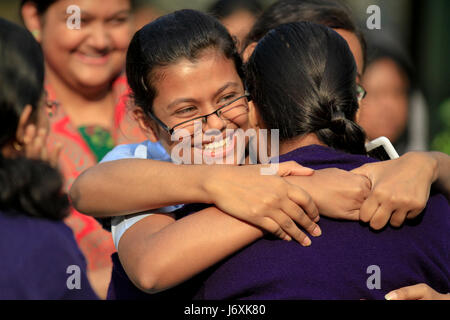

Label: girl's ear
[132,108,160,143]
[355,102,362,124]
[16,105,34,143]
[21,2,43,42]
[242,42,257,62]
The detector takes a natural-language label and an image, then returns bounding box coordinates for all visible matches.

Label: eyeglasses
[148,92,250,135]
[357,84,367,102]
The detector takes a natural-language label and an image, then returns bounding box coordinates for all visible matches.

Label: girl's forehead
[153,51,243,93]
[150,54,244,115]
[48,0,131,16]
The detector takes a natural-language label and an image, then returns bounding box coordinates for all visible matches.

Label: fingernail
[284,235,292,241]
[312,225,322,237]
[302,237,312,246]
[385,292,397,300]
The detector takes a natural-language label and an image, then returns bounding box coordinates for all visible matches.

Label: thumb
[385,284,428,300]
[277,161,314,177]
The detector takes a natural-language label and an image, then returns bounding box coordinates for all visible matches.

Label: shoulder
[0,211,97,299]
[0,211,85,267]
[278,144,377,171]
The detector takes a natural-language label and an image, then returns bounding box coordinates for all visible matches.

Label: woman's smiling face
[140,49,251,165]
[38,0,133,91]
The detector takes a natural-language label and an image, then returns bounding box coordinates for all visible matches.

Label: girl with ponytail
[171,21,449,300]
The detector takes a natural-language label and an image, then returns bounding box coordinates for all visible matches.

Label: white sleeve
[111,204,183,250]
[100,143,140,163]
[111,213,151,250]
[106,140,182,250]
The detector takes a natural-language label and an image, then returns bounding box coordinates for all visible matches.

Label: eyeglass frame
[147,91,251,135]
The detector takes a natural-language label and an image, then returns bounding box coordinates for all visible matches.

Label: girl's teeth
[204,136,231,150]
[83,53,105,58]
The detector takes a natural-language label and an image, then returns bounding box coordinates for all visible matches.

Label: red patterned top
[45,74,146,271]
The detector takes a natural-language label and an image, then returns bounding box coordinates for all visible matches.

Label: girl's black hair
[0,17,44,148]
[126,9,243,116]
[0,156,69,220]
[0,18,68,220]
[246,21,367,155]
[243,0,367,70]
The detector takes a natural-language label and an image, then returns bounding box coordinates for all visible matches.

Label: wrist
[422,152,439,183]
[173,164,216,205]
[405,151,438,183]
[428,152,445,183]
[284,175,321,207]
[198,165,229,205]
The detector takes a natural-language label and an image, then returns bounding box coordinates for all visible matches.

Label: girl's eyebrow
[167,98,198,110]
[166,82,241,110]
[214,82,240,98]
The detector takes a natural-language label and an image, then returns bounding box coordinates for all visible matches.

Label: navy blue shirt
[107,145,449,300]
[0,210,98,300]
[191,145,450,299]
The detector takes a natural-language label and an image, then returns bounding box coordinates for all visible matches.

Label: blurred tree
[431,99,450,154]
[0,0,21,23]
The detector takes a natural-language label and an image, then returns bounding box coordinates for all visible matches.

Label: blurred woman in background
[208,0,263,51]
[359,36,429,153]
[20,0,146,298]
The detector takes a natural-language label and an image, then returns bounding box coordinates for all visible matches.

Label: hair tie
[329,110,347,133]
[331,110,346,121]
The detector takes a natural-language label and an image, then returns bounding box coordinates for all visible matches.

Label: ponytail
[0,156,69,220]
[314,100,367,155]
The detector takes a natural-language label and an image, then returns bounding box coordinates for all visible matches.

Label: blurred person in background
[132,0,161,31]
[20,0,146,299]
[358,36,429,154]
[242,0,367,82]
[0,17,97,299]
[208,0,263,51]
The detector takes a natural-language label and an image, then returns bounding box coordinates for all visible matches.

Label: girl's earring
[31,30,41,40]
[12,141,23,152]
